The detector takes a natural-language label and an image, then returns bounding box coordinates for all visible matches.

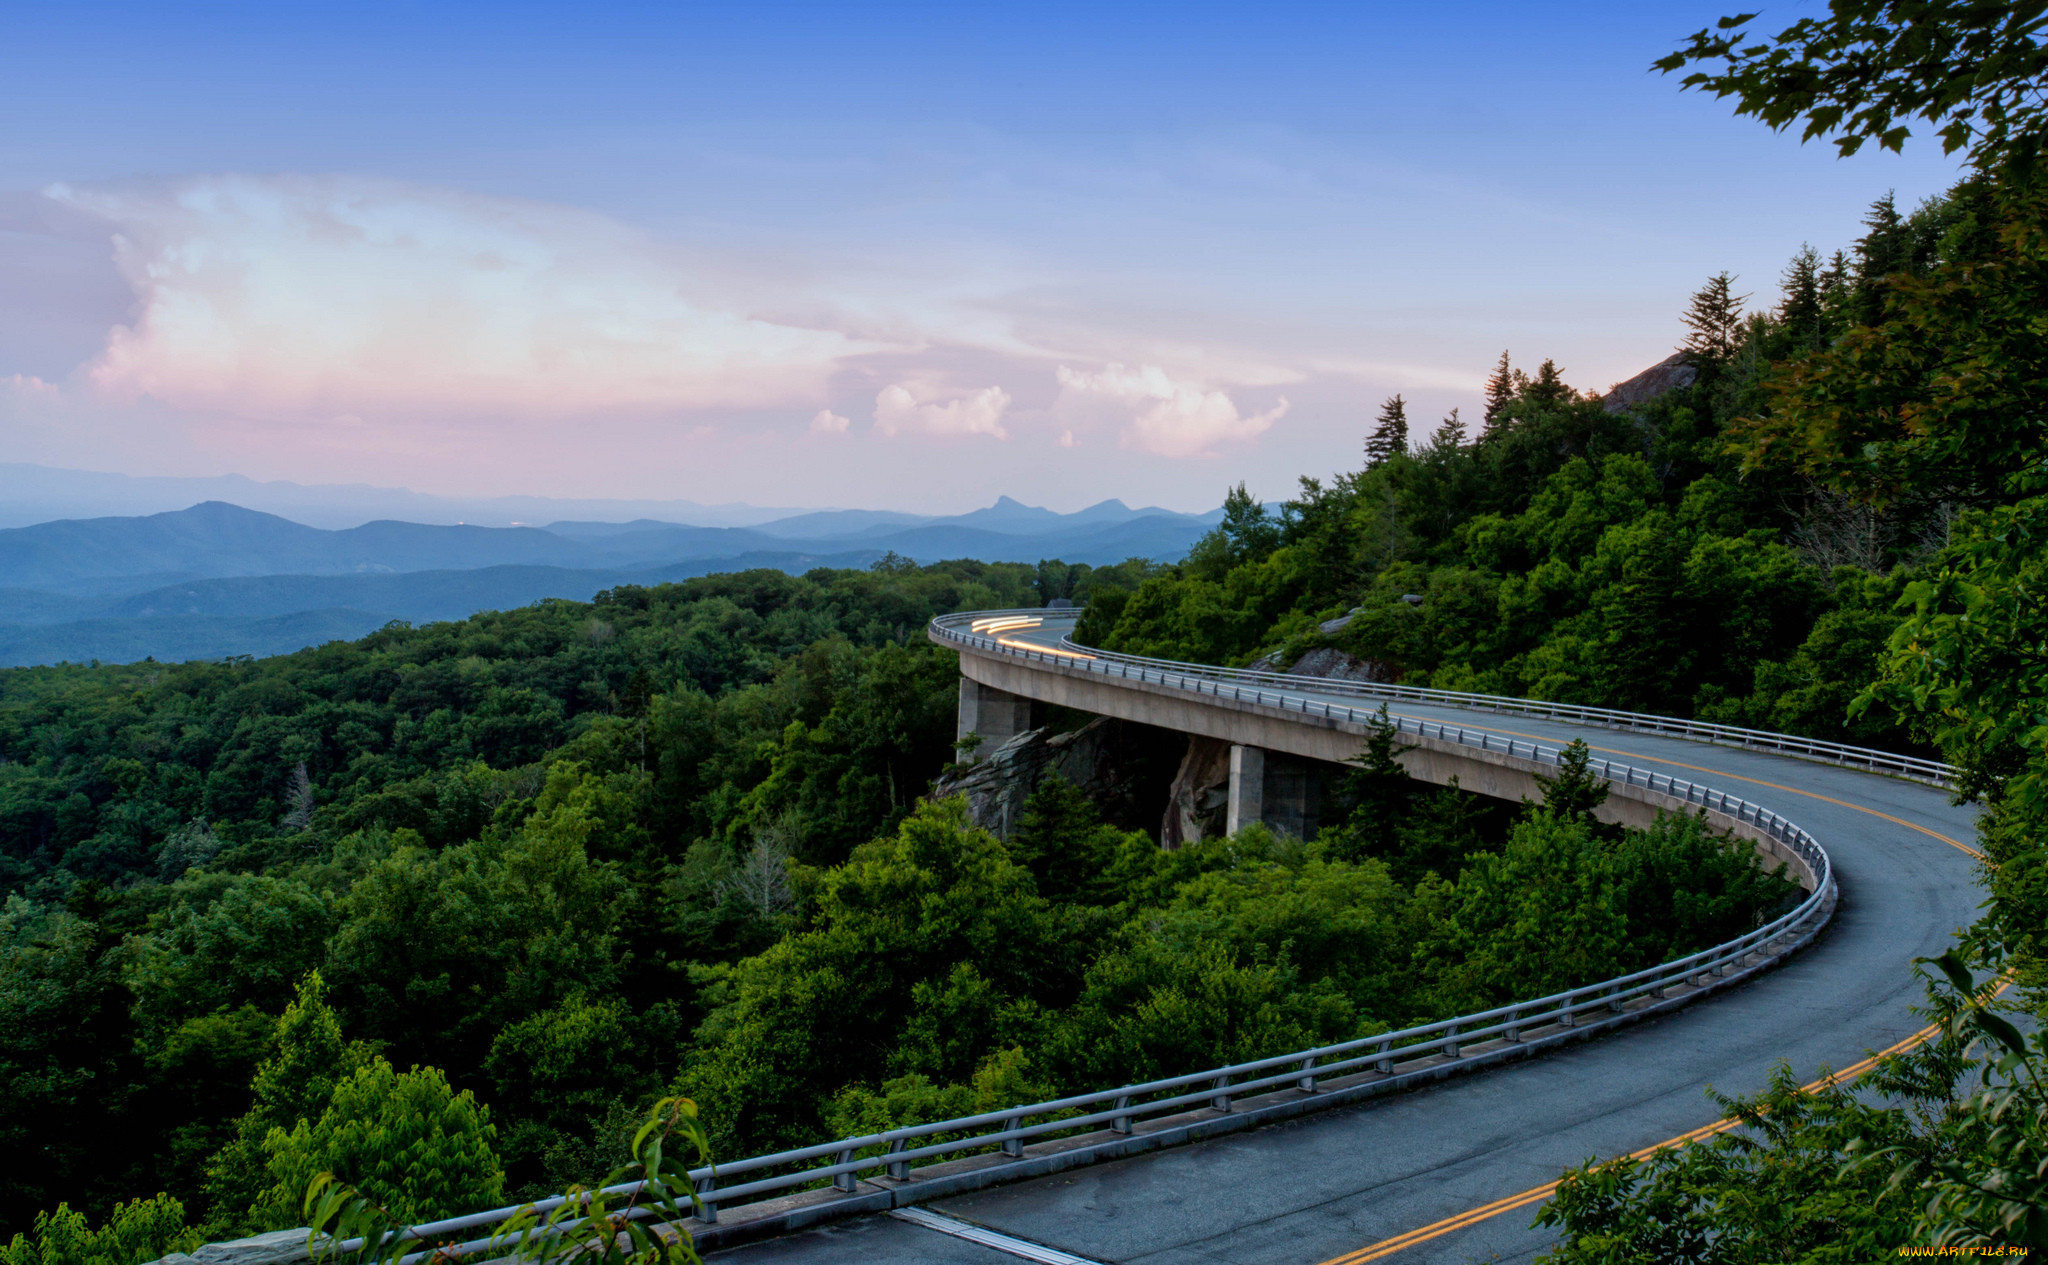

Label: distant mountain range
[0,463,806,530]
[0,495,1221,667]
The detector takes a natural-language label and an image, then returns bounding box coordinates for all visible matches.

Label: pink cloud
[50,175,888,419]
[871,381,1010,439]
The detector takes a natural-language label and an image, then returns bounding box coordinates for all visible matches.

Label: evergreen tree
[1777,244,1824,351]
[1324,707,1417,864]
[1532,739,1611,821]
[1855,190,1906,282]
[1817,248,1853,337]
[1524,358,1573,407]
[1679,272,1749,362]
[1364,395,1409,467]
[1482,350,1515,430]
[1850,190,1911,325]
[1432,406,1466,449]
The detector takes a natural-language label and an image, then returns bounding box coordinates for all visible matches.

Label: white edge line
[889,1206,1108,1265]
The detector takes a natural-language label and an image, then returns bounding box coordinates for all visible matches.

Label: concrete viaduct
[709,608,1974,1264]
[154,609,1974,1265]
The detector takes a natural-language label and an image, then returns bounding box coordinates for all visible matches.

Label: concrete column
[956,679,1043,763]
[1226,745,1264,836]
[1226,744,1321,839]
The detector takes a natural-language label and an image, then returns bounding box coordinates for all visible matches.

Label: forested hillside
[10,8,2048,1252]
[0,549,1795,1252]
[1078,197,1970,756]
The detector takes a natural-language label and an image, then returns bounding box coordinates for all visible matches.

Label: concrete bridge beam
[956,679,1042,764]
[1226,745,1320,840]
[949,646,1819,889]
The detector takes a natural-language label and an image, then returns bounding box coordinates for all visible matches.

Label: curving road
[714,615,1983,1265]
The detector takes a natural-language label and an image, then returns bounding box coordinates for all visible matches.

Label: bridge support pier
[957,680,1042,765]
[1226,745,1320,839]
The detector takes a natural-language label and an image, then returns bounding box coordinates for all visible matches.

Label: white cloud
[809,409,851,434]
[872,381,1010,439]
[47,175,889,419]
[1053,363,1287,457]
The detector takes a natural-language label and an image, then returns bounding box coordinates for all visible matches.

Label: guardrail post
[1001,1115,1024,1158]
[695,1174,718,1224]
[1297,1055,1319,1093]
[1211,1075,1232,1112]
[1112,1094,1133,1135]
[1608,987,1625,1013]
[886,1137,910,1181]
[1442,1024,1460,1059]
[833,1147,857,1192]
[1559,1000,1576,1029]
[1504,1009,1521,1042]
[1376,1039,1394,1074]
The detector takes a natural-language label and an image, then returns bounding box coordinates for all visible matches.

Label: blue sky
[0,2,1967,513]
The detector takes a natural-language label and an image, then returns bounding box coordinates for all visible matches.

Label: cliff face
[1160,736,1232,849]
[932,716,1165,839]
[1603,352,1698,414]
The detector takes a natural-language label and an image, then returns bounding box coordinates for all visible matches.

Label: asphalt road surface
[714,616,1981,1265]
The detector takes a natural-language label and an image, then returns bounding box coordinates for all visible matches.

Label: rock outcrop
[1603,352,1698,414]
[1160,735,1232,849]
[1286,645,1387,684]
[932,716,1161,839]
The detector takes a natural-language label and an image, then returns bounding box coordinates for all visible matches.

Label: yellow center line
[1317,1002,2004,1265]
[1021,642,1990,1261]
[1382,711,1982,861]
[1023,648,1986,1261]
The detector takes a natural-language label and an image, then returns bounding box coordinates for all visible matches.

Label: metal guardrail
[929,607,1956,787]
[235,607,1853,1263]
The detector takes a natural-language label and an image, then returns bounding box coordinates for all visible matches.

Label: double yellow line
[1313,729,1985,1262]
[1318,1020,1956,1264]
[1386,713,1984,862]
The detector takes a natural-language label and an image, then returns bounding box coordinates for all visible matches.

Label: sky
[0,1,1969,515]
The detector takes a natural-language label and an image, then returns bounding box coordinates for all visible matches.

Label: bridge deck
[716,615,1977,1265]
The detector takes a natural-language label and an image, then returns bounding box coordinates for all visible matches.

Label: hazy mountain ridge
[0,463,807,530]
[0,493,1219,665]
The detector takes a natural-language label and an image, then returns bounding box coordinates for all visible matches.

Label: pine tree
[1679,272,1749,362]
[1817,249,1853,338]
[1778,244,1824,351]
[1852,190,1908,324]
[1856,190,1906,280]
[1533,738,1610,821]
[1524,358,1573,407]
[1482,350,1514,430]
[1364,394,1409,467]
[1432,406,1466,449]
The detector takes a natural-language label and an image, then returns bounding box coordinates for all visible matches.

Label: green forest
[6,3,2048,1260]
[0,554,1795,1257]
